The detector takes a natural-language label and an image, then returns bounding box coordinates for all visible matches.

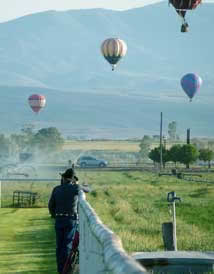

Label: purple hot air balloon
[180,73,202,102]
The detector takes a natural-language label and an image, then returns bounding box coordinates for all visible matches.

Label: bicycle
[62,220,79,274]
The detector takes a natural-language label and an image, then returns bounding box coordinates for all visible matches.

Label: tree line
[139,136,214,168]
[0,127,64,160]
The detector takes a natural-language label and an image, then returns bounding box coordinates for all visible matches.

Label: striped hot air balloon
[181,73,202,102]
[101,38,127,71]
[28,94,46,114]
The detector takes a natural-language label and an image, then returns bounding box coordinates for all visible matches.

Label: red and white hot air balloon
[28,94,46,114]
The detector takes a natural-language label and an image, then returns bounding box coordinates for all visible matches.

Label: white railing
[78,190,147,274]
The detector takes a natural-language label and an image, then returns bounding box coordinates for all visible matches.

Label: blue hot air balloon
[181,73,202,102]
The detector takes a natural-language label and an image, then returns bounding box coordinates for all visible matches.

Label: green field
[0,170,214,273]
[86,171,214,253]
[62,140,141,152]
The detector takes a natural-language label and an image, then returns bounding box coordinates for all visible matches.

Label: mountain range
[0,2,213,139]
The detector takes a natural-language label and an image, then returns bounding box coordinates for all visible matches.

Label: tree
[10,126,35,154]
[139,135,151,159]
[21,124,35,136]
[168,121,177,140]
[191,138,207,149]
[148,146,169,168]
[168,144,182,167]
[199,148,214,168]
[178,144,199,169]
[0,134,10,157]
[208,140,214,150]
[33,127,64,152]
[10,134,27,152]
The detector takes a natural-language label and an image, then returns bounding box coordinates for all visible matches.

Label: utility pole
[187,128,190,144]
[160,112,163,171]
[186,128,191,169]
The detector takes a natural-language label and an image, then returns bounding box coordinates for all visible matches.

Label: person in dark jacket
[48,168,80,274]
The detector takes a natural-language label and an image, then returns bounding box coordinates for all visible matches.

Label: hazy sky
[0,0,162,22]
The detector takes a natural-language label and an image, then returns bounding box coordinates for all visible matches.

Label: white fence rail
[79,190,147,274]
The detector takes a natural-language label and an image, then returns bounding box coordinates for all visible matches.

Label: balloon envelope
[169,0,202,18]
[181,73,202,101]
[101,38,127,70]
[28,94,46,113]
[169,0,202,10]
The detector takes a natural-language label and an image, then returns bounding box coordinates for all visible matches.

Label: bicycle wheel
[63,223,79,274]
[67,250,79,274]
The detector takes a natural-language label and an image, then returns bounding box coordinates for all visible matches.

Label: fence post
[162,191,181,251]
[162,222,174,251]
[0,181,1,208]
[172,197,177,251]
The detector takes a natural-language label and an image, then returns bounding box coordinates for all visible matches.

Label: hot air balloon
[101,38,127,71]
[28,94,46,114]
[169,0,202,32]
[181,73,202,101]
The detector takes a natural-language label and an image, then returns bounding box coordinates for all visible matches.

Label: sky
[0,0,213,23]
[0,0,162,22]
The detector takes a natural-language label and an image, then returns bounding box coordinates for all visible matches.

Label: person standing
[48,168,80,274]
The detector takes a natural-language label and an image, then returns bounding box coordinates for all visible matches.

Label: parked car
[76,156,108,168]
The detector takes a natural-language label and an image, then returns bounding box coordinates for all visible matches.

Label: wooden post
[18,191,20,207]
[13,191,15,207]
[172,200,177,251]
[160,112,163,171]
[162,222,175,251]
[163,192,180,251]
[187,128,190,144]
[0,181,1,208]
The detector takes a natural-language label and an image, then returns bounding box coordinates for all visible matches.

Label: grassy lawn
[0,208,57,274]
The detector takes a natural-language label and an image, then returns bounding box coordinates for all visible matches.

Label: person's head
[60,168,74,184]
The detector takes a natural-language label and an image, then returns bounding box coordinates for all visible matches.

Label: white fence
[78,190,147,274]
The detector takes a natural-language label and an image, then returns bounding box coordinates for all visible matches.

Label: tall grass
[86,171,214,253]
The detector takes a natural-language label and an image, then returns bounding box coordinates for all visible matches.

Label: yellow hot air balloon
[101,38,127,71]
